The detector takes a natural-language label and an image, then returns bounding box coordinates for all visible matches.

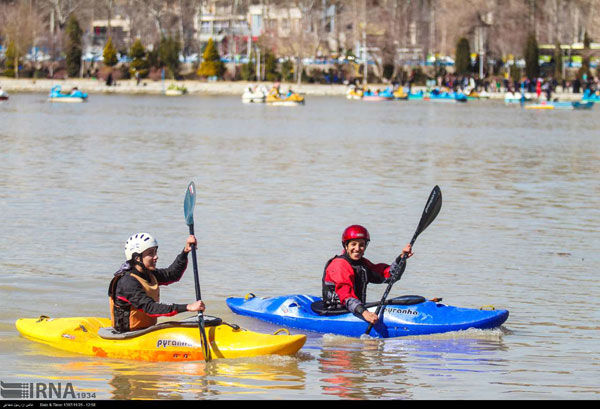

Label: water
[0,93,598,400]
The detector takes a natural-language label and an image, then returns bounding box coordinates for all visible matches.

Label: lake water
[0,93,598,400]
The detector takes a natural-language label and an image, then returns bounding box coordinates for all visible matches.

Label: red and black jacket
[322,253,392,315]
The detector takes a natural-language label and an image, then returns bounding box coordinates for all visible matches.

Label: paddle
[365,185,442,335]
[184,181,212,361]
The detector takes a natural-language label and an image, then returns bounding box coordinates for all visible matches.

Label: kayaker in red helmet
[108,233,206,333]
[322,225,413,325]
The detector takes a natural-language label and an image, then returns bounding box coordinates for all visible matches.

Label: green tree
[553,42,562,81]
[240,51,256,81]
[524,33,540,79]
[103,37,118,67]
[280,59,294,82]
[129,38,149,78]
[197,38,225,78]
[65,15,83,78]
[147,47,160,70]
[158,36,181,79]
[579,32,592,80]
[3,40,17,77]
[455,37,471,75]
[509,64,521,82]
[264,49,280,81]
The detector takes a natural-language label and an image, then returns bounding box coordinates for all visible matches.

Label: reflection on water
[318,328,508,399]
[109,356,307,399]
[12,355,307,400]
[1,94,599,399]
[319,338,411,399]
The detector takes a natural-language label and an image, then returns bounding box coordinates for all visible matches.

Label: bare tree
[143,0,170,37]
[260,0,322,84]
[0,1,45,77]
[44,0,86,32]
[104,0,114,38]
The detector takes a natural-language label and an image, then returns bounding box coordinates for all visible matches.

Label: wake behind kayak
[226,294,509,338]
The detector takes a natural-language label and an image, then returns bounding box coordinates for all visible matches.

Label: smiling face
[344,239,367,261]
[139,246,158,271]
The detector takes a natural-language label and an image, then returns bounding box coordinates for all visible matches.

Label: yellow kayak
[393,90,409,100]
[266,93,305,106]
[15,315,306,362]
[524,104,554,110]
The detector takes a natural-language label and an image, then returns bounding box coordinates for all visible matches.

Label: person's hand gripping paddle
[184,181,211,361]
[365,185,442,335]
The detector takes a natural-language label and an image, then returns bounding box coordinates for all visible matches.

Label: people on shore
[108,233,206,333]
[321,225,413,325]
[342,71,598,101]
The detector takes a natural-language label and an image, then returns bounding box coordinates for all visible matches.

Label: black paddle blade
[413,185,442,243]
[365,185,442,336]
[184,182,196,226]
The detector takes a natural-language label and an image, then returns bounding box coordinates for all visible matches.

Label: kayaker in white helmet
[108,232,205,333]
[322,225,413,325]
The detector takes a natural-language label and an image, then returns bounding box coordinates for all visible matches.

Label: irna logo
[1,381,76,399]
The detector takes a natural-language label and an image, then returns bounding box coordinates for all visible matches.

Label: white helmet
[125,233,158,261]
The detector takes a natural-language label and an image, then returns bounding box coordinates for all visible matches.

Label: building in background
[195,1,250,60]
[88,16,131,57]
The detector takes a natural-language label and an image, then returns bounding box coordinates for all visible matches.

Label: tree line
[1,0,599,83]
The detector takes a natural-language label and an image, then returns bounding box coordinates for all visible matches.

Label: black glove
[389,256,407,282]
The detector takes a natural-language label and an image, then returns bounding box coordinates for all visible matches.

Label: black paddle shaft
[365,186,442,335]
[188,223,202,301]
[188,222,211,361]
[183,181,211,361]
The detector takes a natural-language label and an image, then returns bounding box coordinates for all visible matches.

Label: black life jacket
[322,254,373,310]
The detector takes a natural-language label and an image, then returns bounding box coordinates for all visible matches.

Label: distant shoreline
[0,77,587,101]
[0,77,353,97]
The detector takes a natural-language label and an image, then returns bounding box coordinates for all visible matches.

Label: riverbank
[0,76,588,101]
[0,77,350,97]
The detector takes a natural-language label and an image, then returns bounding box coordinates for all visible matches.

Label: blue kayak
[226,294,509,338]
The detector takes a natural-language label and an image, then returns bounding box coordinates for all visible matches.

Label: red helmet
[341,225,370,246]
